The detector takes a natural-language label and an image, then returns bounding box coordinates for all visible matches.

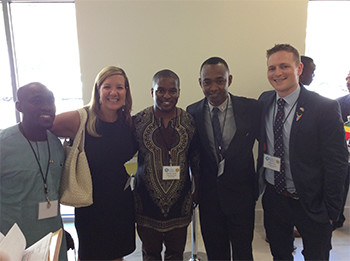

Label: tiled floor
[65,206,350,261]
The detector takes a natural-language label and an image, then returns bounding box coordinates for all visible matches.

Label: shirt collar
[276,84,300,106]
[208,95,230,112]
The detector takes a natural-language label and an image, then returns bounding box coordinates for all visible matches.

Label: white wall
[74,0,350,220]
[75,0,308,113]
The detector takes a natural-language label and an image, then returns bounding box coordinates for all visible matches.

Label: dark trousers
[137,225,187,261]
[334,165,350,228]
[199,197,255,260]
[263,185,333,261]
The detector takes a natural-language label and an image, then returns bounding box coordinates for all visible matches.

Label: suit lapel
[222,95,237,158]
[224,94,256,158]
[290,86,308,147]
[231,94,243,135]
[195,98,217,162]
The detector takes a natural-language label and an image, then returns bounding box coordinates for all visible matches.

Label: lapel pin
[296,107,304,121]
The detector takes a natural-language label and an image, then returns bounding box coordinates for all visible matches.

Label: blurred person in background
[334,70,350,230]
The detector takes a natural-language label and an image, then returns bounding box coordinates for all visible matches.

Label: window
[0,0,82,130]
[1,0,82,218]
[305,1,350,99]
[0,3,16,129]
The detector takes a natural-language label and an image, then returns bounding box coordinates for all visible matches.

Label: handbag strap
[74,107,88,151]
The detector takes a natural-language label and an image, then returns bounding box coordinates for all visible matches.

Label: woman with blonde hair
[52,66,137,260]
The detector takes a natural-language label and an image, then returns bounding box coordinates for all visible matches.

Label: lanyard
[21,125,52,206]
[153,108,178,166]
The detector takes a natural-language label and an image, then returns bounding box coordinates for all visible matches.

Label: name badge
[38,200,58,220]
[263,153,281,172]
[218,159,225,177]
[163,166,180,180]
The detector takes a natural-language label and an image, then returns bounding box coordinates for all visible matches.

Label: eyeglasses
[202,78,227,87]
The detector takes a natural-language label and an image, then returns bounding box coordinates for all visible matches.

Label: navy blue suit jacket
[257,85,348,223]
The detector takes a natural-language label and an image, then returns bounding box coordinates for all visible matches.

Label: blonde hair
[86,66,133,137]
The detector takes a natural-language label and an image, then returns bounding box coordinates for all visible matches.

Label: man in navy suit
[187,57,260,260]
[257,44,348,260]
[334,71,350,229]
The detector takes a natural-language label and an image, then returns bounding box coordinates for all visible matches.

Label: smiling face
[152,77,179,114]
[99,74,127,113]
[199,63,232,106]
[16,83,56,131]
[267,50,303,98]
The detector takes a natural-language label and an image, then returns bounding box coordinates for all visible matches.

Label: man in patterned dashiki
[133,69,199,261]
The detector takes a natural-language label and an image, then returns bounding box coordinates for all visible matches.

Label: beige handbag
[59,108,93,207]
